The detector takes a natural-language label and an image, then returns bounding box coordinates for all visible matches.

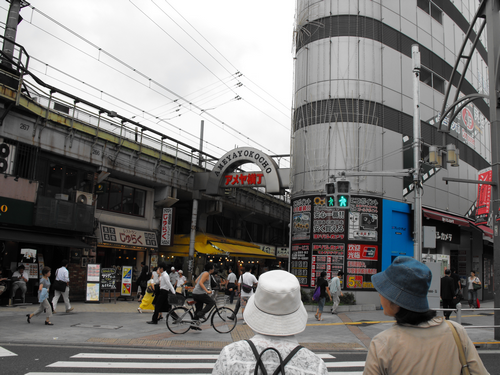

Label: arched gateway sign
[201,147,289,195]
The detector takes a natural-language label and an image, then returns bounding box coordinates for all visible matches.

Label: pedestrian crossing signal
[336,180,350,209]
[325,182,335,207]
[336,194,350,208]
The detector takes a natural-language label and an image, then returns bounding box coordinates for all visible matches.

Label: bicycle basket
[168,294,186,306]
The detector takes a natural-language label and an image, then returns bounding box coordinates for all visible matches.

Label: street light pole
[412,44,423,262]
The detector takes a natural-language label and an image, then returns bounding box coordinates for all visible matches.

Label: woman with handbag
[468,271,481,309]
[137,272,154,313]
[314,271,331,321]
[363,257,488,375]
[27,267,54,326]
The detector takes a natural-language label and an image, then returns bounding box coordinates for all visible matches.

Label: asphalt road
[1,344,499,375]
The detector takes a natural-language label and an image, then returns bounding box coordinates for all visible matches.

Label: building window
[420,67,445,94]
[417,0,443,24]
[96,181,146,217]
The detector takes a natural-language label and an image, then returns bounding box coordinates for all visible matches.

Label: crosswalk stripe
[326,361,366,368]
[48,361,214,369]
[71,353,336,360]
[27,373,209,375]
[71,353,220,359]
[0,346,17,357]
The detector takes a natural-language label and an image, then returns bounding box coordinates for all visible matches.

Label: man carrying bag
[52,260,74,313]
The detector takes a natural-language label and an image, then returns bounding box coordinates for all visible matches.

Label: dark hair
[245,264,252,272]
[158,262,167,270]
[338,270,344,276]
[152,267,158,272]
[204,263,215,272]
[445,269,451,275]
[320,271,327,278]
[61,259,69,266]
[42,266,51,276]
[394,307,436,326]
[18,265,25,270]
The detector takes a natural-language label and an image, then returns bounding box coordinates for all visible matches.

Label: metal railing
[436,303,500,328]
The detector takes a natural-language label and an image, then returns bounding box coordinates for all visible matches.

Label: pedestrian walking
[467,270,481,309]
[225,267,237,304]
[52,260,74,313]
[212,270,329,374]
[363,256,489,375]
[329,270,344,314]
[26,267,53,326]
[314,271,331,321]
[137,271,154,313]
[136,262,149,303]
[175,270,186,294]
[440,269,456,320]
[147,262,175,324]
[238,265,258,323]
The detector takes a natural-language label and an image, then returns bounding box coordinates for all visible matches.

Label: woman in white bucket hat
[212,270,328,374]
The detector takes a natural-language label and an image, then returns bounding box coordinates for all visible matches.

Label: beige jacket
[363,317,489,375]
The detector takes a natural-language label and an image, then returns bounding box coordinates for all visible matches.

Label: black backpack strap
[273,345,304,375]
[245,340,304,375]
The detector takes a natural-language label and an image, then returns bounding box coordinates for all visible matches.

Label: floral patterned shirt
[212,334,328,375]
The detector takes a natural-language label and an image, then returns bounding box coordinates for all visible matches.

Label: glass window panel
[417,0,429,13]
[108,183,123,212]
[122,186,135,214]
[431,3,442,24]
[420,68,432,87]
[46,163,64,197]
[96,181,110,210]
[433,75,445,94]
[63,167,78,194]
[133,189,146,216]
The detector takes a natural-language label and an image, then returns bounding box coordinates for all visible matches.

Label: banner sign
[476,167,492,225]
[85,263,101,303]
[101,268,116,289]
[160,208,174,246]
[121,266,132,297]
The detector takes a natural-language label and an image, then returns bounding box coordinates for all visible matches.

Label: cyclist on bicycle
[192,263,216,320]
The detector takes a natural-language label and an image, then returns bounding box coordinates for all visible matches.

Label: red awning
[475,225,493,238]
[422,208,470,227]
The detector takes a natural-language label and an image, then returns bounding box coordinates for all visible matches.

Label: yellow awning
[211,242,275,259]
[160,233,275,259]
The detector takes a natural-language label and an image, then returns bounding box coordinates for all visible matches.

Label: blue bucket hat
[371,256,432,313]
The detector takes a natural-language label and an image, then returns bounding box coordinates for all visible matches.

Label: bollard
[456,302,462,325]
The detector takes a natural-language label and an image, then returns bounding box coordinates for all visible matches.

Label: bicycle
[166,292,237,334]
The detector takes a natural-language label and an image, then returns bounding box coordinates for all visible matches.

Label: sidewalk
[0,299,498,352]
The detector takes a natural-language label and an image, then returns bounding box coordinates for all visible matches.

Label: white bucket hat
[243,270,308,336]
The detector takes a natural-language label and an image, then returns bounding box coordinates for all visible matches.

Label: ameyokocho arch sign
[201,147,289,195]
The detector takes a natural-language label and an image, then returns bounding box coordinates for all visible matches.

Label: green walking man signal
[325,180,350,209]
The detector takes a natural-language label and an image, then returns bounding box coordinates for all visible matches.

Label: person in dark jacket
[136,262,149,303]
[440,268,456,320]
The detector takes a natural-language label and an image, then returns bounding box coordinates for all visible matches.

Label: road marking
[0,346,17,357]
[48,361,214,369]
[71,352,335,360]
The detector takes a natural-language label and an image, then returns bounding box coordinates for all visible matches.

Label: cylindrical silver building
[290,0,492,304]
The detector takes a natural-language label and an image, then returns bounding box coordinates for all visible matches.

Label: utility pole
[483,0,500,340]
[412,45,423,262]
[1,0,28,69]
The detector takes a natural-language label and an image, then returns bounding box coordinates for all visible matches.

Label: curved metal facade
[292,0,490,216]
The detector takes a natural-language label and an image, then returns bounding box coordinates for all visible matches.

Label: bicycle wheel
[211,306,237,333]
[166,307,193,334]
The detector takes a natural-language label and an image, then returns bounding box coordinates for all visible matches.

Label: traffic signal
[325,182,335,207]
[336,180,350,209]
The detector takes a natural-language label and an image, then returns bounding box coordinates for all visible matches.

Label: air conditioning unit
[75,191,93,206]
[0,143,15,175]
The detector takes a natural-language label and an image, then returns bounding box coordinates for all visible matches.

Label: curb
[306,304,378,312]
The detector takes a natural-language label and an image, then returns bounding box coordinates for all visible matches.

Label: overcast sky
[2,0,295,167]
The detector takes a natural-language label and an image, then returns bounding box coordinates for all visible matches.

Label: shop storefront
[96,224,158,291]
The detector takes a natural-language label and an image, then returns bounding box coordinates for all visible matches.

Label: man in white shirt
[11,265,29,303]
[329,270,344,314]
[226,268,237,303]
[52,259,74,313]
[175,270,187,294]
[213,270,328,374]
[169,266,179,287]
[238,265,258,321]
[148,262,175,324]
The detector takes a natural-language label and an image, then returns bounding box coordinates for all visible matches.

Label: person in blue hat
[363,256,488,375]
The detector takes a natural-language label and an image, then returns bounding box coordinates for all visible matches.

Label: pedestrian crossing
[23,351,365,374]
